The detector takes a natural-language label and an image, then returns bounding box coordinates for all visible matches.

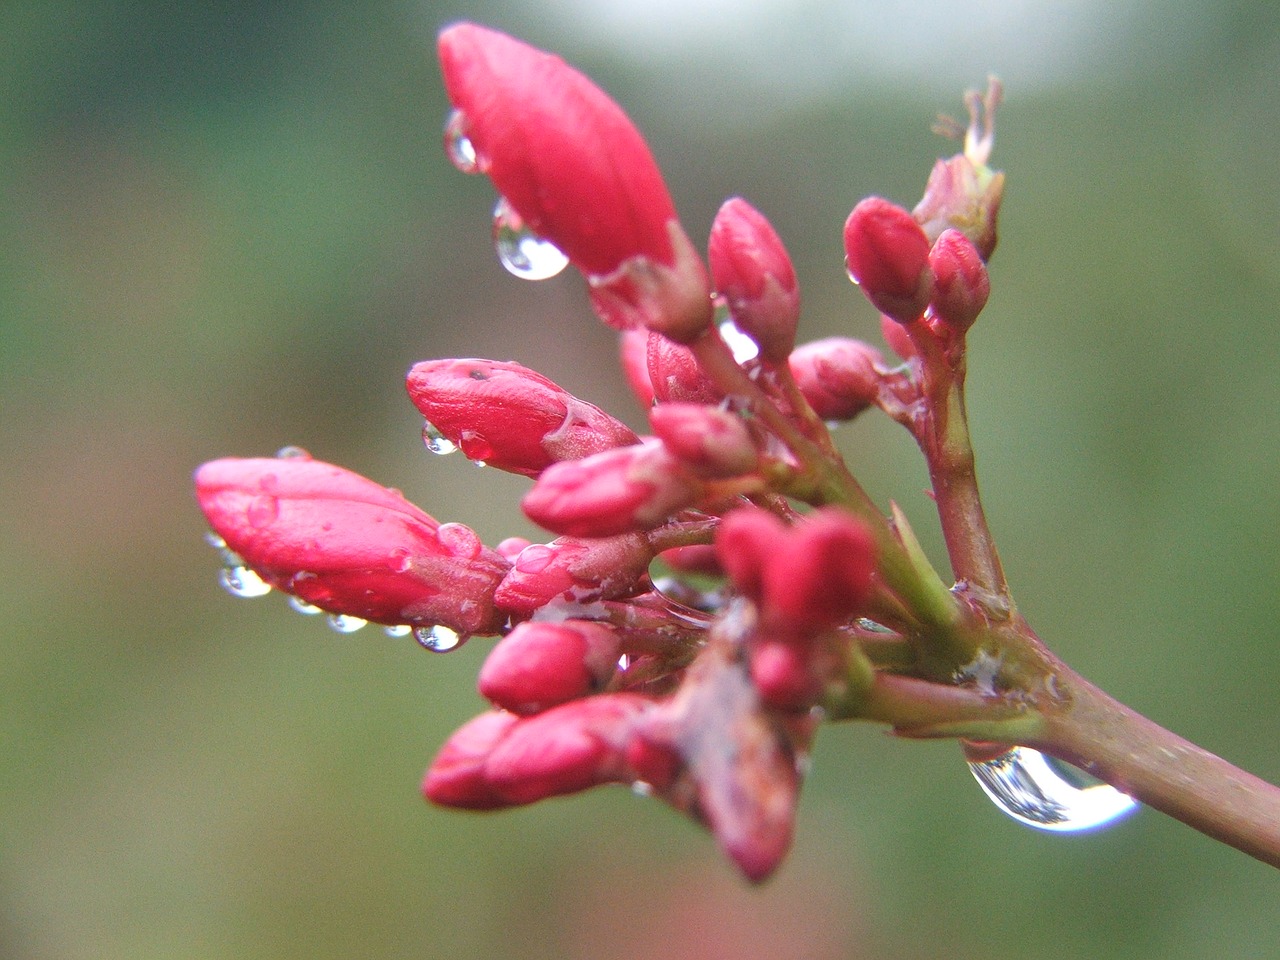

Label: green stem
[1033,663,1280,869]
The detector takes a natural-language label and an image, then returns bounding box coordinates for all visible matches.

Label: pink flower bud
[438,23,712,342]
[406,358,638,477]
[421,709,520,809]
[657,544,723,577]
[787,337,885,422]
[714,507,786,602]
[927,228,990,334]
[478,620,621,714]
[761,509,876,633]
[481,694,653,804]
[707,197,800,364]
[649,403,758,478]
[750,637,824,712]
[879,313,917,360]
[619,329,656,409]
[521,440,702,538]
[843,196,934,323]
[195,456,509,635]
[493,533,654,617]
[646,333,723,404]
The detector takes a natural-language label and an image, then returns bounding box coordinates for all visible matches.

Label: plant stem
[1035,662,1280,869]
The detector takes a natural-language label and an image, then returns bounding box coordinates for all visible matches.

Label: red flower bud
[647,333,723,404]
[194,456,509,635]
[406,358,637,477]
[714,507,786,602]
[927,228,990,334]
[493,533,654,617]
[521,440,702,538]
[762,509,876,632]
[478,620,621,714]
[421,709,519,809]
[438,23,712,342]
[879,312,917,360]
[708,197,800,363]
[787,337,885,422]
[648,403,758,478]
[843,196,934,323]
[481,693,653,804]
[619,329,656,409]
[749,637,825,712]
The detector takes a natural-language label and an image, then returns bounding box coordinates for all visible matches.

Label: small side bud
[619,329,656,409]
[521,440,702,538]
[879,313,918,360]
[493,533,654,617]
[647,332,723,404]
[927,228,990,335]
[843,197,935,324]
[787,337,885,422]
[708,197,800,364]
[478,620,622,715]
[648,403,758,479]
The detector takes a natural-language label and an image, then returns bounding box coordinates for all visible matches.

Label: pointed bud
[521,440,702,538]
[648,403,758,479]
[843,197,934,323]
[421,710,520,809]
[927,228,990,334]
[787,337,885,421]
[438,23,712,342]
[707,197,800,363]
[762,509,876,632]
[406,358,638,477]
[493,533,654,617]
[478,620,621,714]
[194,456,509,635]
[481,694,653,804]
[647,332,723,404]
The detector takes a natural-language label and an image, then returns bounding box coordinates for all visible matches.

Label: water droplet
[275,445,311,460]
[327,613,368,634]
[617,653,632,671]
[219,565,272,598]
[967,745,1139,833]
[718,318,759,364]
[413,624,462,653]
[443,109,479,173]
[492,196,568,280]
[204,531,227,550]
[422,421,458,455]
[246,495,279,529]
[288,595,323,616]
[384,624,412,638]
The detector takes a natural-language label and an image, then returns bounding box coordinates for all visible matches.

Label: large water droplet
[413,624,462,653]
[327,613,368,634]
[422,421,458,455]
[443,109,479,173]
[492,197,568,280]
[219,565,272,598]
[967,745,1139,833]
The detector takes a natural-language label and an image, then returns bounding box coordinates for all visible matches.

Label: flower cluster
[196,22,1009,881]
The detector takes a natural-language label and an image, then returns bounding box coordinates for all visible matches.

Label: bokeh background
[4,1,1279,958]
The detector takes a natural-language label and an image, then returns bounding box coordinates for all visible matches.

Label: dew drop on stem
[966,745,1139,833]
[492,196,569,280]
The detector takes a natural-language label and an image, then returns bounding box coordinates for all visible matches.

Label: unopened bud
[927,228,990,334]
[788,337,885,421]
[649,403,758,478]
[647,332,723,404]
[493,533,654,617]
[478,620,622,714]
[843,197,934,324]
[708,197,800,364]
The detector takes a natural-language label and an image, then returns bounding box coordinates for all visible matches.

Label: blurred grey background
[3,1,1279,958]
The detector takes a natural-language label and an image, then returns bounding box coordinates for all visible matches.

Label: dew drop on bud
[492,196,569,281]
[443,109,479,173]
[219,565,272,598]
[422,421,458,455]
[275,445,311,460]
[966,745,1139,833]
[288,595,323,616]
[718,318,759,364]
[384,624,412,638]
[327,613,368,634]
[413,624,463,653]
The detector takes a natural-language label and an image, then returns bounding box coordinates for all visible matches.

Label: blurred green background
[3,1,1279,958]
